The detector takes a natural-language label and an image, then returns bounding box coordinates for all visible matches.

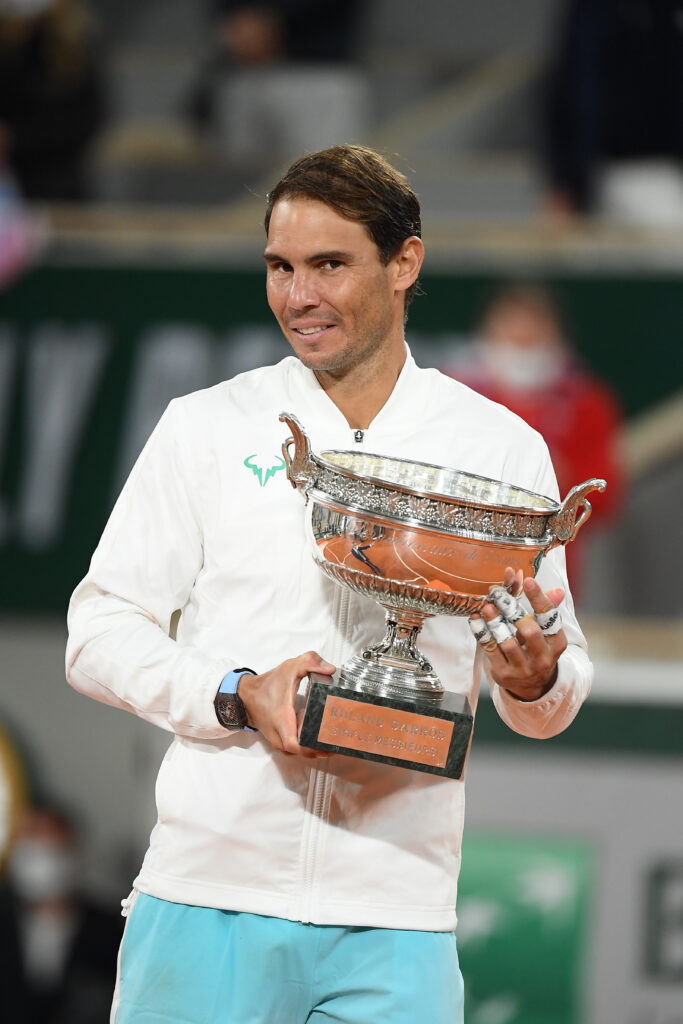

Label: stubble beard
[293,304,396,379]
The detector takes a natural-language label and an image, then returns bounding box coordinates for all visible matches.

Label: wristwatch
[214,668,256,730]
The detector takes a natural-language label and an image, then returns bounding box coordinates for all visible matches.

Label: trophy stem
[338,608,444,702]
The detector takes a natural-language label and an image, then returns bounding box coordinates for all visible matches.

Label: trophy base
[299,672,473,779]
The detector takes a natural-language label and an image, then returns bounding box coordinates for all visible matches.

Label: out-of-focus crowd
[0,726,123,1023]
[1,0,682,218]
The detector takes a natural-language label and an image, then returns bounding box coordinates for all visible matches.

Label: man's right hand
[237,652,335,757]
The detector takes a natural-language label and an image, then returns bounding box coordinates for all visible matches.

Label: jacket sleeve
[489,434,593,738]
[65,400,238,739]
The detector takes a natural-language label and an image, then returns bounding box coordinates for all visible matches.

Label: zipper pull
[353,429,364,444]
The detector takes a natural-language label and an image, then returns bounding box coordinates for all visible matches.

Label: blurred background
[1,1,682,1021]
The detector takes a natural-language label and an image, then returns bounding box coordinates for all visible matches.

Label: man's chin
[295,350,348,373]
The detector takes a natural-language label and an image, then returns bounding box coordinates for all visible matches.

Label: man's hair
[265,145,422,314]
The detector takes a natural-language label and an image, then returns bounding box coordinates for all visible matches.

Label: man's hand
[474,567,567,702]
[237,651,335,757]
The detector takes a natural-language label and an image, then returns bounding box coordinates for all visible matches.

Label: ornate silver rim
[318,449,558,513]
[309,488,548,546]
[281,411,606,554]
[307,469,551,544]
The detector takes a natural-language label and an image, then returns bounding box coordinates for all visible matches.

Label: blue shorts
[114,893,464,1024]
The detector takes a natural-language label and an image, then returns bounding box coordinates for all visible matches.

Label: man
[66,145,593,1023]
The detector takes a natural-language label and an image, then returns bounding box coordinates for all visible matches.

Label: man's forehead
[266,196,373,251]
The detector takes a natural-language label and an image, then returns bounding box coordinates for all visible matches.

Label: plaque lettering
[318,695,454,768]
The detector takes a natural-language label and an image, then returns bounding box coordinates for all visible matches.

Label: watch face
[216,693,247,730]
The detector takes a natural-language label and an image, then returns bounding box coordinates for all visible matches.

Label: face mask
[8,840,78,902]
[480,341,564,392]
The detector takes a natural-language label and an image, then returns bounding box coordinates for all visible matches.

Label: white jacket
[66,351,592,931]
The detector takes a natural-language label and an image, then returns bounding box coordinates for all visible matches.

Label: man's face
[265,198,401,374]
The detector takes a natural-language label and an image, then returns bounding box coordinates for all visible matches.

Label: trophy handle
[546,478,607,553]
[279,412,317,497]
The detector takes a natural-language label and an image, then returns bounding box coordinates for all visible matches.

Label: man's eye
[272,262,292,273]
[322,260,342,270]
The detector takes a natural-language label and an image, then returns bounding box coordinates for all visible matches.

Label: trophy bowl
[280,412,605,777]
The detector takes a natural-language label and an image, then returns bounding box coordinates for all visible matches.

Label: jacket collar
[285,345,424,445]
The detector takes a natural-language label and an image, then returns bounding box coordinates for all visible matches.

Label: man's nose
[287,269,320,310]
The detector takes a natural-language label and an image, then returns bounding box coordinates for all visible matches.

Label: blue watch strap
[218,668,257,731]
[218,668,255,695]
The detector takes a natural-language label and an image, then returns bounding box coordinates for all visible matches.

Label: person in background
[185,1,366,164]
[0,149,46,287]
[541,0,683,225]
[445,284,625,594]
[2,804,123,1024]
[0,717,28,866]
[214,0,362,66]
[0,0,106,201]
[0,720,29,1018]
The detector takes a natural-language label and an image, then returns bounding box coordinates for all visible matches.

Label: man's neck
[313,343,407,430]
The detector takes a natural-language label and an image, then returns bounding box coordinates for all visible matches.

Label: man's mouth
[290,324,335,337]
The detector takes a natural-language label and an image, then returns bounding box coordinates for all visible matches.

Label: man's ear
[393,236,424,295]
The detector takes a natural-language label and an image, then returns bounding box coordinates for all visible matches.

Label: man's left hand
[475,569,567,702]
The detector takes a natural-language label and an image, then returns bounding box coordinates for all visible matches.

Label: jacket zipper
[298,428,360,920]
[298,584,352,922]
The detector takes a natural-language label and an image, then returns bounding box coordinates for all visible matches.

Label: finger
[517,579,567,660]
[486,585,532,627]
[298,651,336,678]
[479,607,527,670]
[286,652,335,711]
[522,578,564,614]
[513,568,524,597]
[295,707,330,758]
[468,614,493,645]
[476,628,522,676]
[503,566,524,598]
[278,704,314,756]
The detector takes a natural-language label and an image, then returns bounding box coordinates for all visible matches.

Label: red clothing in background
[446,354,625,593]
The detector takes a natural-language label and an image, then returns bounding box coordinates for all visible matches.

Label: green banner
[458,833,593,1024]
[1,263,682,611]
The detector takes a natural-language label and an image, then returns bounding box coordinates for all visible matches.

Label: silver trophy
[280,413,605,777]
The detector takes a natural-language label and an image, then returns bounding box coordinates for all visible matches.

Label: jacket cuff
[490,647,591,739]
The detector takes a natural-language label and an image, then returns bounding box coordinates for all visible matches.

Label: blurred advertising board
[1,263,682,611]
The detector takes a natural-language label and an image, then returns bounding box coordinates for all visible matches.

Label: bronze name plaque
[318,695,455,769]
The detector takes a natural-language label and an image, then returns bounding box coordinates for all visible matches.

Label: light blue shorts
[114,893,464,1024]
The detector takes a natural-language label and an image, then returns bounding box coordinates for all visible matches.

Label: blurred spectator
[0,718,28,866]
[0,162,47,287]
[0,0,106,202]
[186,1,368,166]
[1,804,122,1024]
[215,1,363,65]
[541,0,683,225]
[444,284,625,594]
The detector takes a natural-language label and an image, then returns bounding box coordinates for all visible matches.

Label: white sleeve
[65,400,238,739]
[489,434,593,738]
